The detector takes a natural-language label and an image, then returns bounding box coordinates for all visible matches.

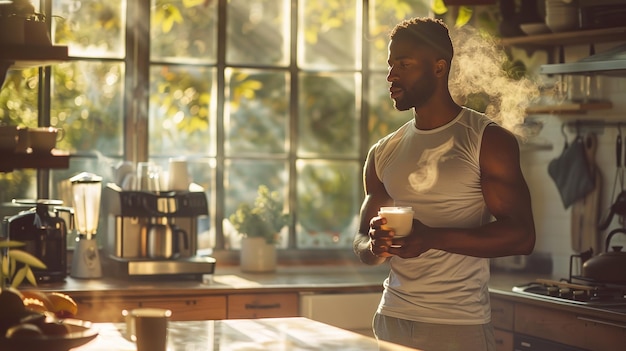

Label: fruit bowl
[0,318,98,351]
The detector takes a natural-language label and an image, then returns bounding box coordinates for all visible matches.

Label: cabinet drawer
[493,329,513,351]
[75,295,227,322]
[516,303,626,351]
[228,293,299,319]
[491,298,514,331]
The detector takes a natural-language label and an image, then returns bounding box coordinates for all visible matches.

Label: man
[353,17,535,351]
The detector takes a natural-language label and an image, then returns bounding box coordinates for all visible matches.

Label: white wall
[514,41,626,278]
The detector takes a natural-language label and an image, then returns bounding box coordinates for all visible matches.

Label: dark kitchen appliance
[104,183,215,280]
[512,251,626,309]
[2,199,73,283]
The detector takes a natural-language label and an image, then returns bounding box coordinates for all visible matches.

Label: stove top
[513,278,626,307]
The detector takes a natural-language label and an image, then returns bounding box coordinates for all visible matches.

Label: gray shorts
[373,313,496,351]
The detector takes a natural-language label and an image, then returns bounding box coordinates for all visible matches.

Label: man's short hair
[390,17,454,63]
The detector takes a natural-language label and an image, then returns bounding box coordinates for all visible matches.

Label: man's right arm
[353,146,393,265]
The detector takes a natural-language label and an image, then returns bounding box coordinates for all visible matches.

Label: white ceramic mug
[167,158,190,191]
[28,126,64,153]
[378,206,414,238]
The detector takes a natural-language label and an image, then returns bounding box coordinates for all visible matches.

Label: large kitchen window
[1,0,427,257]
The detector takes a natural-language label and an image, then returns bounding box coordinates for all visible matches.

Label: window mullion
[214,0,228,250]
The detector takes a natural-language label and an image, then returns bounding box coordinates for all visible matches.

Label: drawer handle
[577,316,626,329]
[245,303,281,310]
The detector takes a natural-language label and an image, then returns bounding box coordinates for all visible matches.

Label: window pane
[182,158,215,252]
[225,69,289,155]
[52,0,125,58]
[0,69,39,127]
[298,0,360,69]
[152,0,217,64]
[227,0,290,66]
[369,0,431,70]
[296,160,360,249]
[298,73,359,156]
[149,65,216,156]
[368,73,412,146]
[0,170,36,203]
[52,61,125,155]
[224,159,288,249]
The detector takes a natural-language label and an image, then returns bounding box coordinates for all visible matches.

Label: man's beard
[393,73,436,111]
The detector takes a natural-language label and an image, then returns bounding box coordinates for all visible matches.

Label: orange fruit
[23,297,48,314]
[46,292,78,317]
[21,290,53,311]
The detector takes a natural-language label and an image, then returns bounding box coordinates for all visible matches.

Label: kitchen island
[29,264,626,350]
[74,317,417,351]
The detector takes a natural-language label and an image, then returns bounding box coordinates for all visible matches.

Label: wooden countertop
[75,317,418,351]
[28,264,626,323]
[32,264,392,297]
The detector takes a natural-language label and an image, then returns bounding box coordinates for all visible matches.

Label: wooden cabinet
[491,293,626,351]
[516,303,626,351]
[491,297,514,351]
[73,292,300,322]
[74,294,227,322]
[227,293,299,319]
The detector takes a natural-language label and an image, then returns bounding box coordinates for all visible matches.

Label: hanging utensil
[599,125,626,230]
[548,122,595,209]
[610,124,623,201]
[570,132,602,253]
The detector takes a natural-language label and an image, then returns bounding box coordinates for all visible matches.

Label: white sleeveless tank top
[373,107,494,325]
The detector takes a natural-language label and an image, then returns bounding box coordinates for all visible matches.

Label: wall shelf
[0,44,69,69]
[0,44,69,88]
[526,101,613,115]
[500,26,626,48]
[0,149,70,172]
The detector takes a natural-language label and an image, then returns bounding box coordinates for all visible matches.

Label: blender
[70,172,103,279]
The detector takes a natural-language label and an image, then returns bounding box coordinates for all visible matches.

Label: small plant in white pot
[229,185,289,273]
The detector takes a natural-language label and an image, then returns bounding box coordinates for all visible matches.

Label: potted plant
[229,185,289,272]
[0,240,47,289]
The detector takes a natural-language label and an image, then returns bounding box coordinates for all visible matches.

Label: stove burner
[513,278,626,306]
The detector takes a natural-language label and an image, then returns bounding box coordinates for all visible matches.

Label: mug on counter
[123,308,171,351]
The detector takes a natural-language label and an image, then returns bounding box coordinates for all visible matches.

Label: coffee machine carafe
[105,184,215,279]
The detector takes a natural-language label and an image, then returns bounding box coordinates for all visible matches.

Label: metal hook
[561,123,568,149]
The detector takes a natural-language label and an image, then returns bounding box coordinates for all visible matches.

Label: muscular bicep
[480,126,532,222]
[358,146,393,234]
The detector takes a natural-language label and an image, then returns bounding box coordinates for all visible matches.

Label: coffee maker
[104,183,215,279]
[3,199,73,282]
